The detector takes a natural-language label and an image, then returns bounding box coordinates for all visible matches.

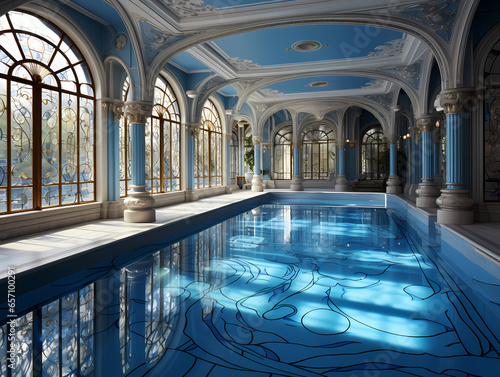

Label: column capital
[439,88,477,115]
[253,136,262,146]
[386,134,398,144]
[337,139,347,149]
[185,123,200,137]
[410,126,422,141]
[101,98,125,122]
[124,101,153,123]
[262,142,272,152]
[292,139,301,148]
[416,115,437,132]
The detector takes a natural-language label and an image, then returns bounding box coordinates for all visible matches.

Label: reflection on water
[2,205,500,376]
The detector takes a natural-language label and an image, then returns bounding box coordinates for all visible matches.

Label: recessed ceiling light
[291,40,322,52]
[307,81,331,87]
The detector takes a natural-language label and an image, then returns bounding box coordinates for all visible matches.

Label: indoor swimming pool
[1,202,500,376]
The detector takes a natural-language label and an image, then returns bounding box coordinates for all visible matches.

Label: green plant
[243,135,254,170]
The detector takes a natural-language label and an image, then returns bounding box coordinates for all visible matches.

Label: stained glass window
[361,126,388,180]
[483,39,500,202]
[145,77,181,194]
[0,11,95,214]
[273,126,293,180]
[195,99,222,189]
[301,124,335,180]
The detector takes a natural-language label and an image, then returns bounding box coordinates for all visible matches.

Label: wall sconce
[403,133,411,140]
[186,90,197,99]
[346,139,357,148]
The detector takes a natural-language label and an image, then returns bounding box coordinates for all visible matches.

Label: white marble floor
[0,190,499,281]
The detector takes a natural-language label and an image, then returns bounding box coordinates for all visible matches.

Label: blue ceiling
[212,25,404,66]
[70,0,125,32]
[204,0,296,11]
[261,76,375,95]
[218,85,239,96]
[170,52,212,72]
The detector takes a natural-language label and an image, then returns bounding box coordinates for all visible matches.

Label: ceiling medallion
[306,81,332,88]
[286,40,324,52]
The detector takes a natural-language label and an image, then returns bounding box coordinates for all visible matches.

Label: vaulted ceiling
[45,0,474,127]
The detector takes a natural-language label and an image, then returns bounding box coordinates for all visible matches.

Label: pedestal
[123,185,155,223]
[436,189,474,225]
[386,175,402,194]
[335,175,348,191]
[416,180,440,208]
[290,174,304,191]
[251,174,264,192]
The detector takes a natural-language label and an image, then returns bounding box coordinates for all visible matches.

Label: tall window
[273,126,292,180]
[0,11,95,214]
[119,77,132,196]
[145,77,181,193]
[230,131,238,180]
[195,99,222,189]
[361,126,388,180]
[301,124,335,180]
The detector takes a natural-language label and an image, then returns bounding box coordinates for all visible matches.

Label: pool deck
[0,189,499,281]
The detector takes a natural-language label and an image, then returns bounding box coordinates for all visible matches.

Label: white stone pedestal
[290,174,304,191]
[251,175,264,192]
[416,181,440,208]
[436,189,474,225]
[386,175,402,194]
[335,175,348,191]
[124,186,155,223]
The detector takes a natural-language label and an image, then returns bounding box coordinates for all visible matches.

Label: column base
[251,175,264,192]
[386,175,402,194]
[106,200,124,219]
[408,184,419,197]
[123,185,156,223]
[415,181,440,208]
[436,189,474,225]
[335,175,348,192]
[186,190,199,202]
[290,175,304,191]
[225,185,233,194]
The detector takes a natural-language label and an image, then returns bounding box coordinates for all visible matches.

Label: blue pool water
[2,203,500,376]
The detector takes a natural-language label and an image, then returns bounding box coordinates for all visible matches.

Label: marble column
[416,116,440,207]
[433,119,444,187]
[123,101,155,222]
[436,89,474,225]
[335,140,348,191]
[386,134,402,194]
[225,133,232,193]
[186,124,199,201]
[103,99,125,218]
[251,137,264,192]
[290,139,304,191]
[408,126,422,196]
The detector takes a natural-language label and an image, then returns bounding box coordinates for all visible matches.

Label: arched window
[301,124,335,180]
[230,130,238,180]
[145,77,181,193]
[195,99,222,188]
[0,11,95,214]
[361,125,388,180]
[119,77,132,196]
[273,126,292,180]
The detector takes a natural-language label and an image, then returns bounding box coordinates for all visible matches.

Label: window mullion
[33,83,42,210]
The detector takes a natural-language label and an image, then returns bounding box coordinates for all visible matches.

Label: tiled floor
[0,190,499,281]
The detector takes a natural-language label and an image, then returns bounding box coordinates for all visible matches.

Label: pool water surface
[135,205,500,376]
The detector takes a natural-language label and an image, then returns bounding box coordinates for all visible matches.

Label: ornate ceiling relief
[158,0,218,18]
[383,60,422,89]
[227,57,262,71]
[137,17,188,62]
[260,89,284,96]
[362,80,386,90]
[366,93,394,111]
[367,38,406,58]
[390,0,459,42]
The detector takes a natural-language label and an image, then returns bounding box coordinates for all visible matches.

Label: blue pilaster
[188,130,195,190]
[254,143,261,176]
[337,147,345,176]
[433,138,441,178]
[227,138,231,185]
[446,113,469,190]
[131,123,146,187]
[389,143,397,176]
[293,147,300,175]
[108,110,120,201]
[421,130,433,180]
[411,132,421,185]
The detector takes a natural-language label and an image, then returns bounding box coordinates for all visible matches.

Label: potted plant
[244,135,254,183]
